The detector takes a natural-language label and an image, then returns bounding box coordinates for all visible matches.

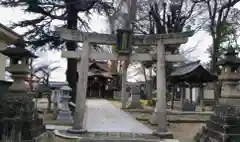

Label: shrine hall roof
[89,61,108,72]
[168,60,218,83]
[88,71,112,78]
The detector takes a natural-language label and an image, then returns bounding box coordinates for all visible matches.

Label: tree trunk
[171,86,175,109]
[66,1,78,112]
[141,64,149,101]
[29,59,34,91]
[109,20,118,75]
[211,37,221,105]
[47,75,51,113]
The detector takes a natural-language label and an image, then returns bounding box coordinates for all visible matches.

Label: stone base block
[127,95,143,109]
[219,97,240,106]
[152,131,174,139]
[57,111,73,124]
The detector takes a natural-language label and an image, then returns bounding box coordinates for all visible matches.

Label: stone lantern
[0,41,45,141]
[198,47,240,141]
[217,47,240,105]
[57,85,73,124]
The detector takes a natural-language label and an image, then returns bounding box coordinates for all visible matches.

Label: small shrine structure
[198,47,240,141]
[168,61,217,111]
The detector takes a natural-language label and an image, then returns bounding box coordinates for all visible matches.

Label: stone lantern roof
[0,41,37,58]
[217,47,240,66]
[61,85,72,91]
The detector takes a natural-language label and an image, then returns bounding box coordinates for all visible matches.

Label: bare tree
[200,0,240,103]
[32,61,60,112]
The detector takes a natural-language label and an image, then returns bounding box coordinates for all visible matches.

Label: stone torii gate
[57,27,193,135]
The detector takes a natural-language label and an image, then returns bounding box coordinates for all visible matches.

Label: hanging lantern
[116,28,132,55]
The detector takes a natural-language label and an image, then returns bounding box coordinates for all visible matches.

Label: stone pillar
[68,40,90,133]
[152,39,172,138]
[121,60,129,109]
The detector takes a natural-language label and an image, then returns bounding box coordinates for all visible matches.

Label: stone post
[121,60,129,109]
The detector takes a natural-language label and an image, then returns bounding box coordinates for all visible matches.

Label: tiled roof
[89,61,109,72]
[168,60,218,83]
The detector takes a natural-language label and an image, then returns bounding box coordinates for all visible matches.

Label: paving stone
[85,99,153,134]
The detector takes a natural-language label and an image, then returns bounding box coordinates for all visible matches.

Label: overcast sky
[0,3,239,82]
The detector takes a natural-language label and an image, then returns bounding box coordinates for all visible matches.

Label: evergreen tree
[0,0,112,109]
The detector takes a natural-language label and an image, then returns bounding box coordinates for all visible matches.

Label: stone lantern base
[127,94,143,109]
[196,105,240,142]
[57,111,73,124]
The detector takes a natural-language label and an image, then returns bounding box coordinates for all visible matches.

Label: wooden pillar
[69,40,90,133]
[180,86,185,110]
[155,39,167,132]
[189,84,193,104]
[99,83,102,98]
[199,84,205,111]
[171,85,175,109]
